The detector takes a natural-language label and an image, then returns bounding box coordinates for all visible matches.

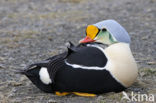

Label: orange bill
[79,36,95,43]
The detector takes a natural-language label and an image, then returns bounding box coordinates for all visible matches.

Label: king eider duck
[18,20,138,97]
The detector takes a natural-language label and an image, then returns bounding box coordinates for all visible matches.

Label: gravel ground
[0,0,156,103]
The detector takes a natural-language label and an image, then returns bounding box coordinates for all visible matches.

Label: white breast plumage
[103,43,138,87]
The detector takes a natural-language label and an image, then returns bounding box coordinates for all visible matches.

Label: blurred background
[0,0,155,103]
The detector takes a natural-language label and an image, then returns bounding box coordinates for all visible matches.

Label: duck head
[79,20,131,45]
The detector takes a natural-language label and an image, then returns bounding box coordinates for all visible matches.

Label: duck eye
[102,28,107,32]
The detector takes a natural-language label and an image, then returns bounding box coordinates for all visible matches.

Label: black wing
[66,43,108,67]
[42,42,107,82]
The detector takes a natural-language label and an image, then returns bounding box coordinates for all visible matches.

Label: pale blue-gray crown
[93,20,131,43]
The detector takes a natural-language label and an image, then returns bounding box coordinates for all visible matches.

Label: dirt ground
[0,0,156,103]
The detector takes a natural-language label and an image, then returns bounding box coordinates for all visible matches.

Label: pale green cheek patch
[96,30,117,45]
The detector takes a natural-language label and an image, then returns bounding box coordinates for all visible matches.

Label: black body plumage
[22,42,126,94]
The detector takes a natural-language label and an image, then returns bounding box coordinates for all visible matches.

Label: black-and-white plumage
[18,20,138,96]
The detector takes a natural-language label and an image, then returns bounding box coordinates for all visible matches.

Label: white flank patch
[39,67,52,85]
